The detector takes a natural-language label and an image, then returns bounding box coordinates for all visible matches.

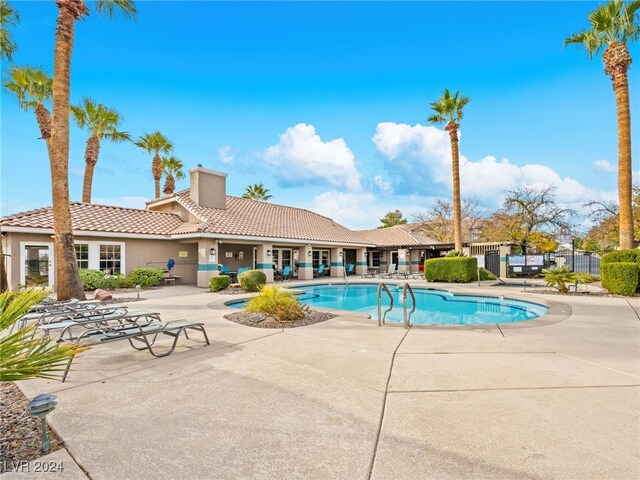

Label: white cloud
[593,159,615,173]
[264,123,361,191]
[92,196,149,209]
[373,175,393,194]
[372,122,616,207]
[217,145,234,164]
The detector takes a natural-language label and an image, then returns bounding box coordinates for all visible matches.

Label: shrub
[238,269,267,292]
[128,268,164,287]
[601,249,640,265]
[424,257,477,283]
[100,275,119,290]
[246,285,309,322]
[477,267,497,281]
[542,266,594,294]
[601,262,639,296]
[446,250,464,257]
[79,269,104,291]
[117,275,134,289]
[210,275,231,292]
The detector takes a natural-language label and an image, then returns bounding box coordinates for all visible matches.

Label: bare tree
[413,198,484,243]
[486,186,574,254]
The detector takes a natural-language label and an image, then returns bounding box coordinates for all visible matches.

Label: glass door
[23,244,53,287]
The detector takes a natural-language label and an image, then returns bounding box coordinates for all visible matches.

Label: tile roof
[1,203,184,236]
[161,190,371,245]
[357,224,440,247]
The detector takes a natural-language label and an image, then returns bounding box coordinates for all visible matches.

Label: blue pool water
[228,284,548,325]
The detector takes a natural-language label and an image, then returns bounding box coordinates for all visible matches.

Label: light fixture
[308,250,312,257]
[267,249,272,256]
[339,251,343,258]
[209,247,216,260]
[29,393,57,453]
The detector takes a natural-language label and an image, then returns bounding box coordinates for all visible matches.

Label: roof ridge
[69,202,183,217]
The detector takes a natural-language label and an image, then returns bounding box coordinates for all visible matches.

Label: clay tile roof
[1,202,184,236]
[169,190,372,245]
[356,224,440,247]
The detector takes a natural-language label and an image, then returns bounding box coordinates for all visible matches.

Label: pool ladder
[377,282,415,329]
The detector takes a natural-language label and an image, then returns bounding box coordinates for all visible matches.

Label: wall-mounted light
[267,249,272,257]
[308,250,312,257]
[364,251,368,258]
[339,251,344,258]
[209,248,216,261]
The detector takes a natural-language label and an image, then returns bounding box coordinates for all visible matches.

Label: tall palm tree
[49,0,136,300]
[0,0,19,63]
[565,0,640,250]
[135,131,173,198]
[4,66,53,142]
[71,98,131,203]
[428,88,470,252]
[242,183,272,201]
[162,156,185,195]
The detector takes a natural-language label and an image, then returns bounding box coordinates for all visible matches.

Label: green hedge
[79,269,104,291]
[210,275,231,292]
[601,249,640,264]
[238,270,267,292]
[128,268,164,287]
[477,267,497,281]
[601,263,639,296]
[424,257,478,283]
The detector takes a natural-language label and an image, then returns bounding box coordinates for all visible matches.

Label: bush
[477,267,497,281]
[424,257,477,283]
[210,275,231,292]
[601,262,639,296]
[117,275,134,289]
[79,269,104,291]
[100,275,119,290]
[542,266,595,294]
[446,250,465,257]
[601,249,640,264]
[246,285,309,322]
[128,268,164,287]
[238,269,267,292]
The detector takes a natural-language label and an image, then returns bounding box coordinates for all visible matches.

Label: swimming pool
[227,284,548,325]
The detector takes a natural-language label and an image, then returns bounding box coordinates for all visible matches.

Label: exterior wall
[329,247,344,277]
[189,167,227,209]
[218,244,255,272]
[297,244,313,280]
[355,248,367,275]
[197,239,219,287]
[397,248,409,273]
[3,232,198,289]
[255,243,274,283]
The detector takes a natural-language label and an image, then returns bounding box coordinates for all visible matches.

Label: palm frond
[0,0,19,62]
[94,0,137,20]
[3,65,52,109]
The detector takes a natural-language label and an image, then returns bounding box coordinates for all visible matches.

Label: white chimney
[189,165,227,209]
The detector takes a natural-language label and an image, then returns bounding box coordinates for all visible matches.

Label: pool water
[228,284,548,325]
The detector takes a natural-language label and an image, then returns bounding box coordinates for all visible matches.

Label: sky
[1,0,639,230]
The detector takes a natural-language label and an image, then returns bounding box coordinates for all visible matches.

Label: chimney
[189,166,227,209]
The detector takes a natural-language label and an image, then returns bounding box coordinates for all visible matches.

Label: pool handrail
[377,283,394,326]
[402,283,416,329]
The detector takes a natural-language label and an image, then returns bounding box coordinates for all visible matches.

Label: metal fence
[549,251,601,276]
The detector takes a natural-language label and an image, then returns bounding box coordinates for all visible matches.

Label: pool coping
[219,281,572,331]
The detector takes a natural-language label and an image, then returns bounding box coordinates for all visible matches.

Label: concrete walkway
[11,282,640,479]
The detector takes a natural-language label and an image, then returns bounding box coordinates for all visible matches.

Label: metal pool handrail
[377,283,394,326]
[402,283,416,329]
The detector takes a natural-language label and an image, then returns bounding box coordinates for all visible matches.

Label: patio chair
[380,264,397,279]
[220,265,230,275]
[60,319,210,382]
[275,265,291,281]
[313,264,326,278]
[345,264,355,275]
[237,266,251,276]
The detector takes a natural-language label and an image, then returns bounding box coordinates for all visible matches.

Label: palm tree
[565,1,639,249]
[242,183,272,201]
[162,156,185,195]
[135,131,174,198]
[49,0,136,300]
[0,0,19,63]
[428,88,470,252]
[4,66,53,141]
[71,98,131,203]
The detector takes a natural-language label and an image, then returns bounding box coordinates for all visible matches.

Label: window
[75,244,89,270]
[281,249,291,267]
[312,250,330,269]
[272,249,279,268]
[100,244,121,275]
[371,251,381,267]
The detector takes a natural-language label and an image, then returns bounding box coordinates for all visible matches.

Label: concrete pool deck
[10,281,640,479]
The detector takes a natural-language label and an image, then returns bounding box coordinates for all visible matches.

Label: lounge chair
[60,319,210,382]
[345,264,355,275]
[237,266,250,276]
[313,264,326,278]
[380,264,397,279]
[275,265,291,281]
[220,265,230,275]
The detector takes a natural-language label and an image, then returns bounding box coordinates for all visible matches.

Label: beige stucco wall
[2,232,198,289]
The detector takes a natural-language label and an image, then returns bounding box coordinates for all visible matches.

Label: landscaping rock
[93,289,112,301]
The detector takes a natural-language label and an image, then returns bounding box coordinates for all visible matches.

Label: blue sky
[2,0,639,229]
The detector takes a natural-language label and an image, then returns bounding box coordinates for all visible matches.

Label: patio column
[330,247,344,277]
[355,248,367,276]
[398,248,409,273]
[197,239,219,288]
[297,244,313,280]
[410,249,420,273]
[256,243,274,283]
[499,245,511,278]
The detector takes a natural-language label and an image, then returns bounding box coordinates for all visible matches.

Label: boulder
[94,289,112,301]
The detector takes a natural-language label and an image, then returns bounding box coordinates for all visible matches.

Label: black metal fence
[548,252,601,276]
